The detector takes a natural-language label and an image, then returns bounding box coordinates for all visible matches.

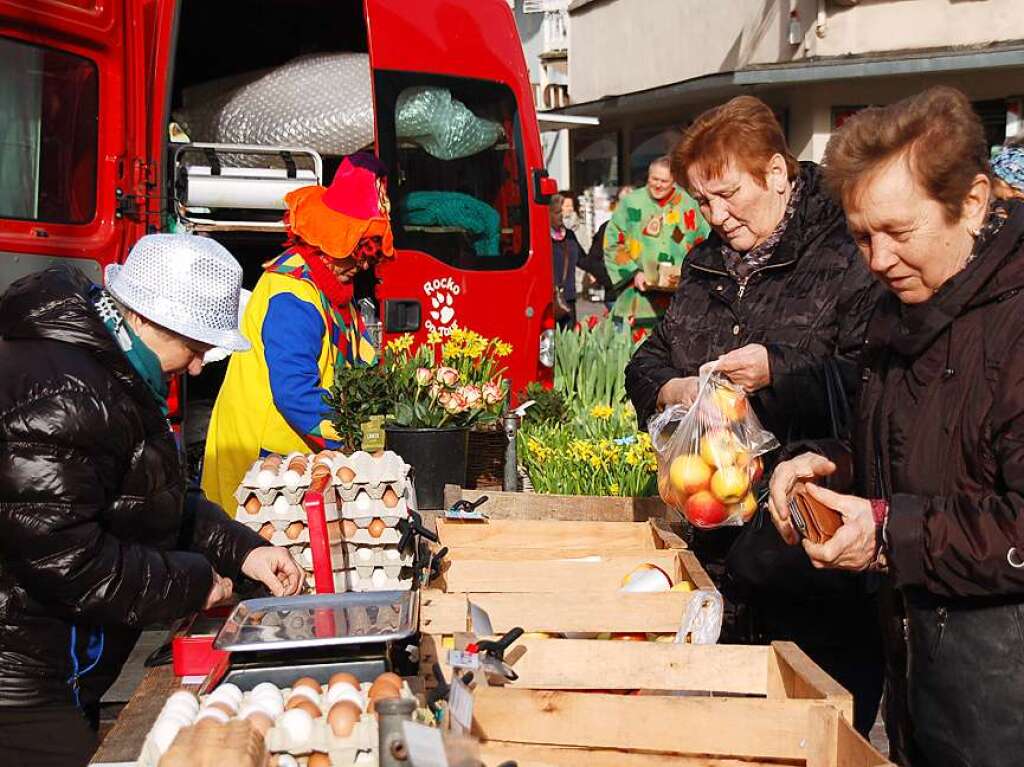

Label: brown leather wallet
[787,484,842,544]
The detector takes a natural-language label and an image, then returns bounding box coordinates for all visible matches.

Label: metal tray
[214,591,418,653]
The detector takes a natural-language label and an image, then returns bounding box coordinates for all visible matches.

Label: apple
[669,454,712,494]
[710,466,751,504]
[610,632,648,642]
[700,429,742,467]
[711,385,748,422]
[729,491,758,522]
[658,473,687,509]
[685,490,728,528]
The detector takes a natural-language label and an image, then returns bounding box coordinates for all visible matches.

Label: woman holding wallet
[768,87,1024,766]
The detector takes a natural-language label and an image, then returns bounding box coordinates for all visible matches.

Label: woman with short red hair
[626,95,883,735]
[769,85,1024,766]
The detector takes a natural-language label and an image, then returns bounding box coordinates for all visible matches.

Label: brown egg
[285,521,305,540]
[206,700,236,716]
[287,456,308,474]
[244,495,262,515]
[329,672,361,690]
[342,520,358,538]
[337,466,356,484]
[367,678,400,702]
[311,464,331,482]
[367,518,387,539]
[261,454,282,472]
[374,672,403,691]
[381,488,400,509]
[326,521,342,542]
[367,688,399,713]
[308,753,331,767]
[293,699,321,719]
[327,701,361,737]
[243,710,273,737]
[315,450,337,464]
[292,677,323,694]
[258,522,276,540]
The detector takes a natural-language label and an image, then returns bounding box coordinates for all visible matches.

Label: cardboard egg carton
[331,451,411,502]
[339,494,410,521]
[305,568,416,593]
[236,499,341,528]
[236,452,337,504]
[291,543,414,572]
[242,515,342,548]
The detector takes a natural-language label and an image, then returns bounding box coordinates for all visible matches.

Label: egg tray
[331,451,410,491]
[237,500,341,527]
[305,569,416,593]
[338,495,410,520]
[236,453,327,498]
[292,543,415,572]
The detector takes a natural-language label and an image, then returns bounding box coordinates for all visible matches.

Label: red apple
[729,492,758,523]
[685,490,728,528]
[669,454,712,495]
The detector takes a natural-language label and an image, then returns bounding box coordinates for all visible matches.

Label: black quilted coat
[626,162,882,440]
[0,268,266,709]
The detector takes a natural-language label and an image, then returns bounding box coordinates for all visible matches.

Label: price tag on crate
[447,649,480,670]
[448,675,474,736]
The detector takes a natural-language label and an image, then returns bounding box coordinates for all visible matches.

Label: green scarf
[91,288,169,414]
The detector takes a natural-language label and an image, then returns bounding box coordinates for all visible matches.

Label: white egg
[195,707,230,724]
[298,547,314,569]
[356,547,373,562]
[288,685,320,705]
[324,683,364,710]
[384,547,400,562]
[283,470,302,492]
[257,469,276,492]
[208,683,243,706]
[355,493,371,512]
[164,690,200,714]
[150,718,183,754]
[277,708,314,746]
[273,495,291,515]
[371,568,388,588]
[251,682,282,699]
[249,694,284,718]
[157,708,195,728]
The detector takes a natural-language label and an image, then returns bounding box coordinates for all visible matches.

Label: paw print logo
[430,291,456,326]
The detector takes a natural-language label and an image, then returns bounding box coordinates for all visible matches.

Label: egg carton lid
[339,496,409,520]
[214,591,418,652]
[333,451,409,486]
[335,479,410,504]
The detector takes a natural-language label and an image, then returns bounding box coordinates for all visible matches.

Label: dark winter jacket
[625,162,882,439]
[579,221,619,298]
[552,230,582,302]
[807,202,1024,766]
[0,268,266,708]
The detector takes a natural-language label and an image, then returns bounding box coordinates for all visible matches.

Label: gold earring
[968,225,980,238]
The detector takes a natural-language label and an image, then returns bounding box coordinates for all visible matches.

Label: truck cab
[0,0,555,466]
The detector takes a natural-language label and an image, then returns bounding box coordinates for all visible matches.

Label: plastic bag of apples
[650,371,779,529]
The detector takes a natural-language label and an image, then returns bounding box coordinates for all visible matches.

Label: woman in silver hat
[0,234,302,767]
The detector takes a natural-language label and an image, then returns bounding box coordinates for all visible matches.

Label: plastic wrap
[396,87,503,159]
[650,371,779,530]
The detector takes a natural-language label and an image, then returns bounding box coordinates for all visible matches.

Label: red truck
[0,0,557,460]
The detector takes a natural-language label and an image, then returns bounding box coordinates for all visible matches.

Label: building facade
[558,0,1024,188]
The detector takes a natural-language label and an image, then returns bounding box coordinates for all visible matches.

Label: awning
[536,112,600,132]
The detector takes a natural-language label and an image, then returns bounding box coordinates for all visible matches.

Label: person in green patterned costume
[603,156,709,326]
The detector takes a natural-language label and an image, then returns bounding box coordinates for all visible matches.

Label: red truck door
[364,0,554,393]
[0,0,164,290]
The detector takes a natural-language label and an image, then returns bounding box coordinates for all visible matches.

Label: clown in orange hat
[202,153,394,511]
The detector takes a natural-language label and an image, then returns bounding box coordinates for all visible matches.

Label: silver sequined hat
[105,234,251,352]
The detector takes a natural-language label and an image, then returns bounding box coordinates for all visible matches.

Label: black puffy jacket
[0,268,266,708]
[625,162,882,441]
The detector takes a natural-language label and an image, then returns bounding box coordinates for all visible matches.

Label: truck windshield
[375,72,528,271]
[0,37,97,223]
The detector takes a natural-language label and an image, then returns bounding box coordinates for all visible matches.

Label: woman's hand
[701,344,771,391]
[657,376,700,410]
[633,271,649,291]
[767,452,837,544]
[242,547,304,597]
[203,571,234,610]
[800,484,877,571]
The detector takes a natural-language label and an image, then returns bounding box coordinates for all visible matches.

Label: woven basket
[466,427,509,490]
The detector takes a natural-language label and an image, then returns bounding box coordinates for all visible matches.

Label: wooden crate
[435,517,683,555]
[445,639,891,767]
[443,485,672,523]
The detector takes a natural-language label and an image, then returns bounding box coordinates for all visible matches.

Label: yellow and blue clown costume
[202,154,393,512]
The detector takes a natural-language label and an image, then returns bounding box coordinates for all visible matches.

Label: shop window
[629,127,681,187]
[0,37,98,223]
[375,73,528,271]
[572,130,619,189]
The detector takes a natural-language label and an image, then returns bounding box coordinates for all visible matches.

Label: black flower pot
[384,426,468,509]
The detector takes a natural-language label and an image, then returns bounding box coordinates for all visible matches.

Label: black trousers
[0,705,97,767]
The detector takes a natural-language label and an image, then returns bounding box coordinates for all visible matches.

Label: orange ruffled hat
[284,152,395,261]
